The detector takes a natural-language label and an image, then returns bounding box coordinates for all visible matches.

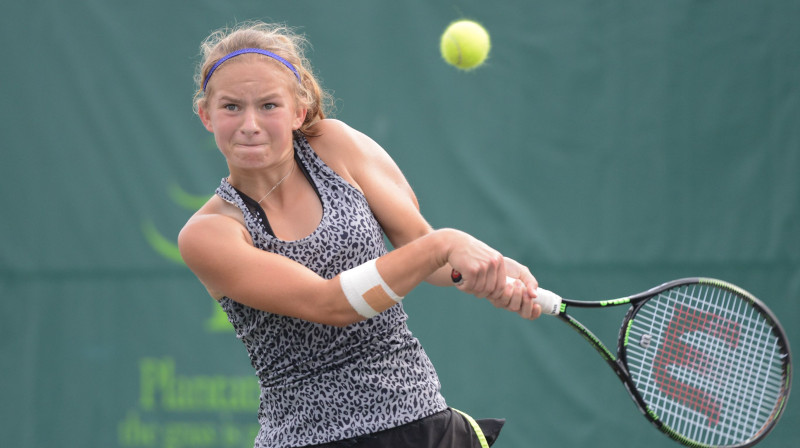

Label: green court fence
[1,1,797,447]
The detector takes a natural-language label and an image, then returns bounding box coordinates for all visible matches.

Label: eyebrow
[216,92,282,103]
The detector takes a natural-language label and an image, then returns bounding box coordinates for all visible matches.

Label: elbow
[307,310,362,328]
[316,303,364,328]
[328,316,361,328]
[305,290,364,328]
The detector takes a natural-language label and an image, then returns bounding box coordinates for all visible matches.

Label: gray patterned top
[215,134,447,447]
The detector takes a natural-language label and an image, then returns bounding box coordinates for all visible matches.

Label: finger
[486,286,508,307]
[487,296,503,309]
[473,265,500,299]
[505,280,523,312]
[485,274,510,302]
[516,270,538,298]
[501,258,537,297]
[452,269,488,297]
[485,257,508,299]
[518,296,535,319]
[471,276,490,298]
[507,292,522,312]
[476,260,502,298]
[528,303,542,320]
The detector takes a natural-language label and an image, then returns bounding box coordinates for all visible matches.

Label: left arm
[308,119,540,319]
[310,119,462,285]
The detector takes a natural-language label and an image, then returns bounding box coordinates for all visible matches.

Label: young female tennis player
[178,21,542,448]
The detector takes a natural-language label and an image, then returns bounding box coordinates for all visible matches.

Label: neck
[256,161,295,203]
[228,154,296,202]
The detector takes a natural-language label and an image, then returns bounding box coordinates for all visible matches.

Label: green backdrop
[1,1,797,447]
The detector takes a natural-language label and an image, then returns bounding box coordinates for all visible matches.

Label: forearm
[374,228,456,295]
[335,227,542,323]
[425,264,457,287]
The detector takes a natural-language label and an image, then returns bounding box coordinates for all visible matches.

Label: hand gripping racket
[451,272,792,448]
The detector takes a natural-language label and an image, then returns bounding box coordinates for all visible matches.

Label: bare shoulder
[178,196,250,262]
[309,121,424,250]
[306,119,370,162]
[177,196,253,299]
[181,194,243,230]
[307,118,360,145]
[306,119,398,189]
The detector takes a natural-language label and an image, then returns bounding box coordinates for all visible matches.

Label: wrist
[429,228,463,267]
[372,228,459,297]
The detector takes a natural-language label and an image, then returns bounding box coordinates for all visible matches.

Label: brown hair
[193,21,332,135]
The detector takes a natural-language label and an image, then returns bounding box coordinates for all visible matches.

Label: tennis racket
[451,272,792,448]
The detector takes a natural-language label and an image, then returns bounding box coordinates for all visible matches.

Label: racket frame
[554,277,792,448]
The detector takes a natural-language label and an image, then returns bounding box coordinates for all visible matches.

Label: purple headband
[202,48,301,91]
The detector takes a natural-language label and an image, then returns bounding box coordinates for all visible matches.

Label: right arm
[178,209,497,327]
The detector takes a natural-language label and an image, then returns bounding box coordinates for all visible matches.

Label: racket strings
[668,287,780,443]
[652,287,780,443]
[624,284,786,446]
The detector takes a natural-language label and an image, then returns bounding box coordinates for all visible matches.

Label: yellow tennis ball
[440,20,491,70]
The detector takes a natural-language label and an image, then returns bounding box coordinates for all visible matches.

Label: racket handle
[450,270,563,315]
[531,287,563,315]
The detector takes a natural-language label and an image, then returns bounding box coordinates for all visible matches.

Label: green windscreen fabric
[1,1,797,447]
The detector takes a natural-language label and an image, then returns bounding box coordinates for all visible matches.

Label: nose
[239,108,260,135]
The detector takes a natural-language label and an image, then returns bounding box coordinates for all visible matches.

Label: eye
[224,104,239,112]
[262,103,277,110]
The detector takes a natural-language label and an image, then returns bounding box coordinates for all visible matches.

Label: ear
[293,107,308,131]
[198,104,214,133]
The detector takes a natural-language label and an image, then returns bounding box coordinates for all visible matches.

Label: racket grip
[531,287,563,316]
[450,270,563,315]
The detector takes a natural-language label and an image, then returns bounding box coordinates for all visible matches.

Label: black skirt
[304,408,505,448]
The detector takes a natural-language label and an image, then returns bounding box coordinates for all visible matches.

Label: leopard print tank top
[214,134,447,447]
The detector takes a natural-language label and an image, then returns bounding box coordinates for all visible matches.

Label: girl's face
[199,57,306,172]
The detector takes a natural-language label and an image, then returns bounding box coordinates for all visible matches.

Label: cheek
[209,116,236,138]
